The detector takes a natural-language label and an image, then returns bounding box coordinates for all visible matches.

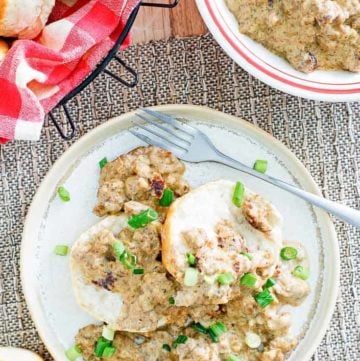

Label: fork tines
[129,108,194,155]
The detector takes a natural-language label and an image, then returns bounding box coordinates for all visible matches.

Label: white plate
[195,0,360,102]
[0,347,43,361]
[21,105,339,361]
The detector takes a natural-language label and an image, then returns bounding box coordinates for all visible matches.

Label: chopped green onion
[240,273,257,287]
[280,246,298,261]
[253,159,268,174]
[54,245,69,256]
[240,252,253,261]
[255,288,274,308]
[186,252,196,266]
[184,268,198,286]
[128,208,159,229]
[229,354,243,361]
[133,268,144,275]
[191,322,227,343]
[120,250,137,269]
[209,322,227,337]
[169,296,175,305]
[264,278,276,289]
[113,241,125,258]
[162,343,171,352]
[65,344,82,361]
[102,346,116,358]
[94,336,112,357]
[217,272,234,285]
[245,332,262,348]
[208,329,219,343]
[172,335,188,348]
[232,181,245,207]
[191,322,209,335]
[58,186,70,202]
[102,325,115,341]
[159,188,174,207]
[99,157,108,169]
[293,265,309,280]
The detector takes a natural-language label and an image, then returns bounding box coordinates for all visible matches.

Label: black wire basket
[49,0,179,140]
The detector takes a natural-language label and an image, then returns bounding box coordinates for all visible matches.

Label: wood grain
[131,0,207,44]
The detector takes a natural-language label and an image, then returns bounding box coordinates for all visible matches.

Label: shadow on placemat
[0,34,359,361]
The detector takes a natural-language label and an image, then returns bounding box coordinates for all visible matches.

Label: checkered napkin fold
[0,0,140,143]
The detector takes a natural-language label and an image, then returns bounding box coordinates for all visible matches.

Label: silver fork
[129,108,360,228]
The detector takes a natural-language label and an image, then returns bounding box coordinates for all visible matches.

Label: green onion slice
[280,246,298,260]
[172,335,188,348]
[133,268,144,275]
[184,268,198,286]
[169,296,175,305]
[253,159,268,174]
[186,252,196,266]
[208,328,219,343]
[94,336,112,357]
[58,186,70,202]
[162,343,171,352]
[120,250,137,269]
[65,344,82,361]
[217,272,234,285]
[209,322,227,337]
[99,157,108,169]
[128,208,159,229]
[240,252,253,261]
[240,273,257,287]
[191,322,227,343]
[102,325,115,341]
[255,288,274,308]
[102,346,116,358]
[159,188,174,207]
[113,241,125,259]
[232,181,245,207]
[264,278,276,289]
[293,265,309,280]
[245,332,262,348]
[191,322,208,335]
[54,245,69,256]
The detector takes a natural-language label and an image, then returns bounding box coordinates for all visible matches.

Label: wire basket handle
[49,0,179,140]
[48,104,75,140]
[103,56,138,87]
[141,0,178,7]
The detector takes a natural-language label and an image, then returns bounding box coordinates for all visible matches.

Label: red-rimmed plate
[196,0,360,102]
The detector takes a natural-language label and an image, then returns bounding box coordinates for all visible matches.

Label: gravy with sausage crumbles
[226,0,360,72]
[72,147,310,361]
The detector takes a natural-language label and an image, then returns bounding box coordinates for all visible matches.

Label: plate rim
[0,347,43,360]
[21,104,340,361]
[195,0,360,102]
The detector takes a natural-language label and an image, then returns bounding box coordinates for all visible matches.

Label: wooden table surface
[132,0,208,44]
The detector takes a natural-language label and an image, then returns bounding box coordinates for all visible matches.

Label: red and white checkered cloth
[0,0,140,143]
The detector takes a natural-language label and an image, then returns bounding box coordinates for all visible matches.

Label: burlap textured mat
[0,34,359,360]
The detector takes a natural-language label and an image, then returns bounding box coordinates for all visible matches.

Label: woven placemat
[0,33,359,361]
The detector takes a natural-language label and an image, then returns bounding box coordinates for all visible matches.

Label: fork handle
[213,151,360,228]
